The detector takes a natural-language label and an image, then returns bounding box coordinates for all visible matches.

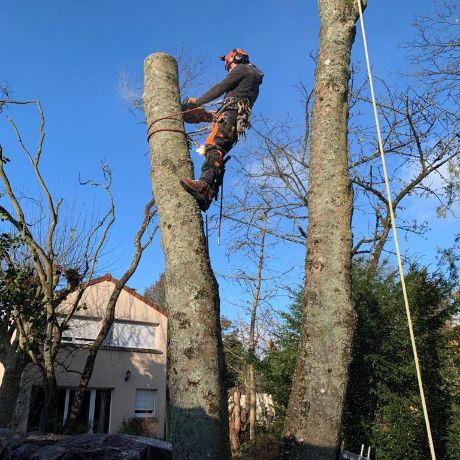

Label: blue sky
[1,1,455,318]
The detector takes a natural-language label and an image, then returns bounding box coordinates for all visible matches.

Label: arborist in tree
[180,48,264,211]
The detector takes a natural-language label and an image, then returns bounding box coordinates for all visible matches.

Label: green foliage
[261,293,303,417]
[343,261,460,459]
[447,402,460,460]
[237,434,280,460]
[0,233,46,337]
[256,265,460,459]
[258,291,303,430]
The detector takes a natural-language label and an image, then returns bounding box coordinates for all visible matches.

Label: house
[2,274,168,438]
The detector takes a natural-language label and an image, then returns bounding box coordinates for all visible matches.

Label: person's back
[195,61,264,107]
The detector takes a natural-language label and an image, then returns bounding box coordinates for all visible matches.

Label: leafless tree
[233,72,459,274]
[407,0,460,101]
[64,197,157,433]
[350,84,460,271]
[0,97,157,432]
[144,272,167,309]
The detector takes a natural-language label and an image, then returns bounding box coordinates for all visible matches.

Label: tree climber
[180,48,264,211]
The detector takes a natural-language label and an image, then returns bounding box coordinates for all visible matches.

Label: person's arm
[195,66,245,106]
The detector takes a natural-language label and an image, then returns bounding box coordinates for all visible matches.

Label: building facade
[1,274,168,438]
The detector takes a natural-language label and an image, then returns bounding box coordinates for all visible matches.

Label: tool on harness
[213,97,252,139]
[236,99,252,138]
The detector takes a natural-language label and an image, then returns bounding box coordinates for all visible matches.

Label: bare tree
[236,73,459,273]
[350,85,460,270]
[0,98,156,432]
[144,272,167,309]
[64,197,157,433]
[408,0,460,101]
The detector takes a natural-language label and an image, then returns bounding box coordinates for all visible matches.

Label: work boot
[180,178,215,212]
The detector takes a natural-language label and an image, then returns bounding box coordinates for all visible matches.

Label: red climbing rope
[146,100,223,142]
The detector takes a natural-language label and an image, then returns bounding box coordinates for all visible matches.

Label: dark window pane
[93,389,111,434]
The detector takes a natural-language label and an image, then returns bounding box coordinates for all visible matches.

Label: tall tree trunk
[229,388,241,456]
[247,215,267,443]
[283,1,366,458]
[41,371,59,432]
[0,348,29,427]
[144,53,230,459]
[247,366,256,443]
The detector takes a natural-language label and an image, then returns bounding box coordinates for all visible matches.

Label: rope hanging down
[356,1,436,459]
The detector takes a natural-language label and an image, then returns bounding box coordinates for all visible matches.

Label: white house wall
[4,277,168,438]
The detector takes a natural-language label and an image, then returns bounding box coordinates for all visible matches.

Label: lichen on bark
[283,1,367,458]
[144,53,230,459]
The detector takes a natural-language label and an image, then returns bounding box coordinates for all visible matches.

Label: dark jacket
[195,63,264,107]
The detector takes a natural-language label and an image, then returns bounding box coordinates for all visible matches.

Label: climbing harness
[236,99,252,138]
[356,1,436,458]
[147,97,250,242]
[213,97,252,139]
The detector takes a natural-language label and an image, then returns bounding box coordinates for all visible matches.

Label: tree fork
[144,53,230,459]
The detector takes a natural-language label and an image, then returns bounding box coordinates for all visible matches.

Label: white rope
[355,1,436,458]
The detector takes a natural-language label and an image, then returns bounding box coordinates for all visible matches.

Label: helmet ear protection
[232,48,249,64]
[220,48,249,70]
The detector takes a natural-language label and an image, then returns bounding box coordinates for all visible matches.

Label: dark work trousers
[200,109,238,193]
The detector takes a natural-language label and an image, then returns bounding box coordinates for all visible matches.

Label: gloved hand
[182,97,199,109]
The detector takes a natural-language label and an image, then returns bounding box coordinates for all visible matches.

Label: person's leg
[181,110,237,211]
[200,110,237,189]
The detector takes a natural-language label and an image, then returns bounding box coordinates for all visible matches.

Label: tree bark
[144,53,230,459]
[247,215,267,444]
[229,388,241,456]
[41,371,59,432]
[247,366,256,443]
[0,347,29,427]
[283,1,366,458]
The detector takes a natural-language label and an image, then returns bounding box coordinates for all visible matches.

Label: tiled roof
[88,274,168,317]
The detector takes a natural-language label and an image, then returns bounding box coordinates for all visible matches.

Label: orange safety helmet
[220,48,249,71]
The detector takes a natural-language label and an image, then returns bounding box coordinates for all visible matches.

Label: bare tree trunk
[229,389,241,456]
[144,53,230,459]
[247,215,267,443]
[64,200,155,434]
[368,215,391,274]
[247,366,256,443]
[0,348,29,427]
[41,371,59,432]
[283,1,366,458]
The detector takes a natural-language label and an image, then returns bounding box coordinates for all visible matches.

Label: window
[108,322,156,350]
[135,389,156,418]
[28,387,112,434]
[62,318,100,344]
[62,318,157,350]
